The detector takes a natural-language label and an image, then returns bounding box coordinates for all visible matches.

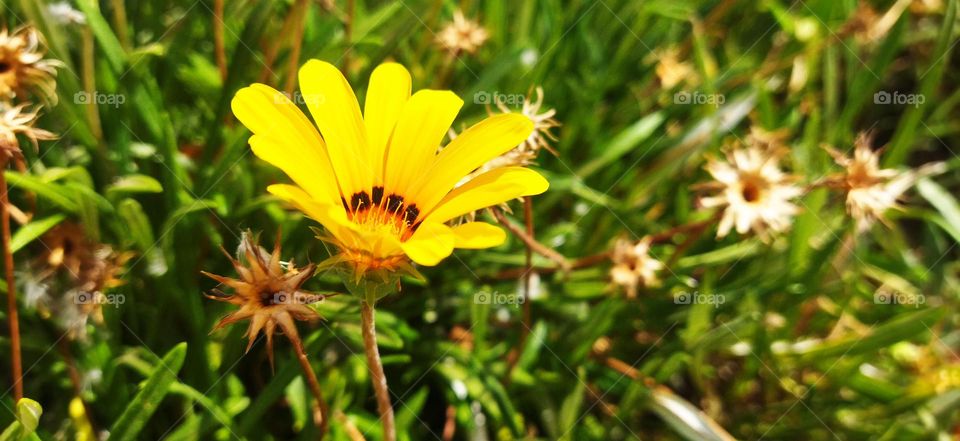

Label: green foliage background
[2,0,960,439]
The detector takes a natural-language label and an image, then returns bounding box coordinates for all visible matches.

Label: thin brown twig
[492,212,722,280]
[335,410,367,441]
[442,404,456,441]
[1,165,22,401]
[81,28,103,142]
[285,0,309,95]
[361,301,395,441]
[289,333,329,439]
[645,212,721,244]
[213,0,227,81]
[490,206,570,270]
[258,3,302,83]
[506,198,535,378]
[109,0,131,50]
[342,0,355,73]
[57,339,99,434]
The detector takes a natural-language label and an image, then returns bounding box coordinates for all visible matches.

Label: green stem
[360,300,395,441]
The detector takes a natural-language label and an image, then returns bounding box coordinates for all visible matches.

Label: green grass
[1,0,960,439]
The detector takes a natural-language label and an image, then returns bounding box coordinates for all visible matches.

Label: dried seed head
[436,10,489,56]
[0,26,60,102]
[203,231,326,368]
[699,142,803,239]
[0,102,56,163]
[609,237,663,298]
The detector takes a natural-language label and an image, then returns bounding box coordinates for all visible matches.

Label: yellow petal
[231,84,340,205]
[409,113,534,213]
[267,184,358,244]
[451,222,506,249]
[383,90,462,200]
[424,167,548,224]
[400,222,454,266]
[364,63,411,185]
[248,135,337,205]
[299,59,373,199]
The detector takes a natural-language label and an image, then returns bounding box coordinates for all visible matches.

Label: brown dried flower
[0,26,59,101]
[610,237,663,298]
[0,102,56,163]
[436,10,489,56]
[203,231,325,366]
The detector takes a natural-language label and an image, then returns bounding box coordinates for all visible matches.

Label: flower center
[0,62,10,74]
[740,179,764,203]
[345,186,421,240]
[259,290,287,306]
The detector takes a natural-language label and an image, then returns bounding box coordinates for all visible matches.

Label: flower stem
[289,334,329,439]
[284,0,308,95]
[506,197,535,379]
[213,0,227,81]
[342,0,355,73]
[1,167,23,401]
[360,301,395,441]
[490,206,569,269]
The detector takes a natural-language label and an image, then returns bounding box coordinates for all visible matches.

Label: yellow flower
[653,47,696,90]
[231,61,547,273]
[0,26,59,101]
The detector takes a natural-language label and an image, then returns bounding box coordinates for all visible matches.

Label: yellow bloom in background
[700,145,802,238]
[232,61,547,274]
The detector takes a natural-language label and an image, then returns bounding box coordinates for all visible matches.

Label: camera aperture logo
[874,90,924,108]
[74,91,126,108]
[673,91,725,107]
[269,292,315,305]
[674,290,725,308]
[874,291,925,307]
[473,91,525,107]
[474,290,525,307]
[74,291,125,308]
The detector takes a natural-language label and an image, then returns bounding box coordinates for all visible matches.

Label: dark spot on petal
[0,62,10,73]
[403,205,420,226]
[371,186,384,205]
[351,191,371,212]
[340,196,348,211]
[385,194,404,214]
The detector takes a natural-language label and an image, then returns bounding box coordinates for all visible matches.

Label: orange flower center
[344,186,422,241]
